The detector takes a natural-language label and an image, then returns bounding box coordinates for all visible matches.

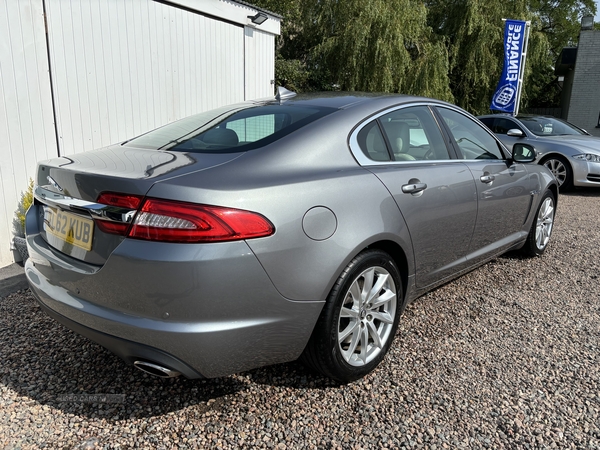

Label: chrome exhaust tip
[133,360,181,378]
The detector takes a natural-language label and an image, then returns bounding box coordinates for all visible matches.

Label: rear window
[124,104,335,153]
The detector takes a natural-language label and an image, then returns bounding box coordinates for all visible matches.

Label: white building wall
[0,0,279,267]
[245,27,275,100]
[45,0,246,156]
[0,0,57,266]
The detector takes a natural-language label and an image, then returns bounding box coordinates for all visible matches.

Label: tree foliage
[525,0,596,108]
[427,0,521,113]
[531,0,596,56]
[13,179,34,237]
[253,0,596,113]
[306,0,452,101]
[427,0,596,113]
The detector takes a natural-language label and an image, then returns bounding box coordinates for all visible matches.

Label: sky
[597,1,600,21]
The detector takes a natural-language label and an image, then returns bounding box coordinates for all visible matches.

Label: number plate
[43,207,94,251]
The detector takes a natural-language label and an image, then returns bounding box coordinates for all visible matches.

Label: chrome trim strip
[35,185,137,224]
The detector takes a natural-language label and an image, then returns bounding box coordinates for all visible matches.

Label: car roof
[478,113,561,120]
[477,113,517,119]
[257,92,452,112]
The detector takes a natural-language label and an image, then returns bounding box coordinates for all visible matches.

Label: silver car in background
[478,114,600,190]
[26,93,558,383]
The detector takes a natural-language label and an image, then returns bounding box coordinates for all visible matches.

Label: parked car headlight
[574,153,600,163]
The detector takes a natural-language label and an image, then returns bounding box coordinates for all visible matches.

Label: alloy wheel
[543,159,567,187]
[337,266,397,367]
[535,196,554,250]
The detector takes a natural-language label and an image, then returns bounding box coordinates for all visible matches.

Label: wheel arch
[321,237,412,307]
[547,183,559,208]
[538,152,573,190]
[363,239,410,305]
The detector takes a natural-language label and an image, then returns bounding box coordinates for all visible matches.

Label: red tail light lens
[95,192,143,235]
[96,220,130,235]
[129,199,275,243]
[97,192,142,209]
[94,193,274,242]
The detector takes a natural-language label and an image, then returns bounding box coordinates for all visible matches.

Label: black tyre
[542,155,573,191]
[521,191,555,257]
[301,250,402,383]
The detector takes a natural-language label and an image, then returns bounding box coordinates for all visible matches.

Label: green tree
[531,0,596,56]
[427,0,596,113]
[254,0,596,112]
[251,0,314,91]
[305,0,452,100]
[522,0,595,109]
[427,0,536,114]
[254,0,452,100]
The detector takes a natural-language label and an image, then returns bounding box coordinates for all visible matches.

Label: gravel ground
[1,189,599,449]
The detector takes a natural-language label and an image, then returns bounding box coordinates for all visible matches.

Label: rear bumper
[25,214,324,378]
[33,296,204,378]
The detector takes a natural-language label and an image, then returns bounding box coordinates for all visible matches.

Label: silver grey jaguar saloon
[25,91,558,383]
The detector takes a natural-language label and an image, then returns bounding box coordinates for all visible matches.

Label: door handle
[402,182,427,194]
[480,174,495,183]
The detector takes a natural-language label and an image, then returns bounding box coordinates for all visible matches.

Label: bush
[14,178,34,237]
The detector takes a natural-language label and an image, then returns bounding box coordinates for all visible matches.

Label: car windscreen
[123,104,335,153]
[518,117,585,137]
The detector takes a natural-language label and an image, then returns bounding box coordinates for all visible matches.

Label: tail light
[97,192,142,209]
[96,193,274,243]
[95,192,143,235]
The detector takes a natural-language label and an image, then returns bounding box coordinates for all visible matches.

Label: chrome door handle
[480,175,495,183]
[402,182,427,194]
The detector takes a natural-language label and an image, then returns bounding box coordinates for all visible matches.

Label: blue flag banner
[490,20,527,113]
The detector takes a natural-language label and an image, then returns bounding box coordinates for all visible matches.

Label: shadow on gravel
[0,290,328,421]
[496,249,531,261]
[561,187,600,197]
[243,362,340,390]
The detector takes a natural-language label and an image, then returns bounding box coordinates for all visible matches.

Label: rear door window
[355,105,451,162]
[379,106,450,161]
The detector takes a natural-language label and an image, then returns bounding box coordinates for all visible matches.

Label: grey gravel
[1,189,599,449]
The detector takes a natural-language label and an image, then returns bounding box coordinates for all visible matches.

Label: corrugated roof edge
[229,0,283,19]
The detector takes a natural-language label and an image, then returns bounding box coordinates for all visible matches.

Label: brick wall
[567,30,600,136]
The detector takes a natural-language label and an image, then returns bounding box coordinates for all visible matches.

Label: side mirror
[506,128,525,137]
[512,143,536,163]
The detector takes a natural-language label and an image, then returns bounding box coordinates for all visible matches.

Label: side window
[494,118,521,135]
[437,108,503,160]
[479,117,519,135]
[479,117,495,130]
[357,121,391,162]
[379,106,450,161]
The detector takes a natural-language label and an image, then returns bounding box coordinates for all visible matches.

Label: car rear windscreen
[124,104,335,153]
